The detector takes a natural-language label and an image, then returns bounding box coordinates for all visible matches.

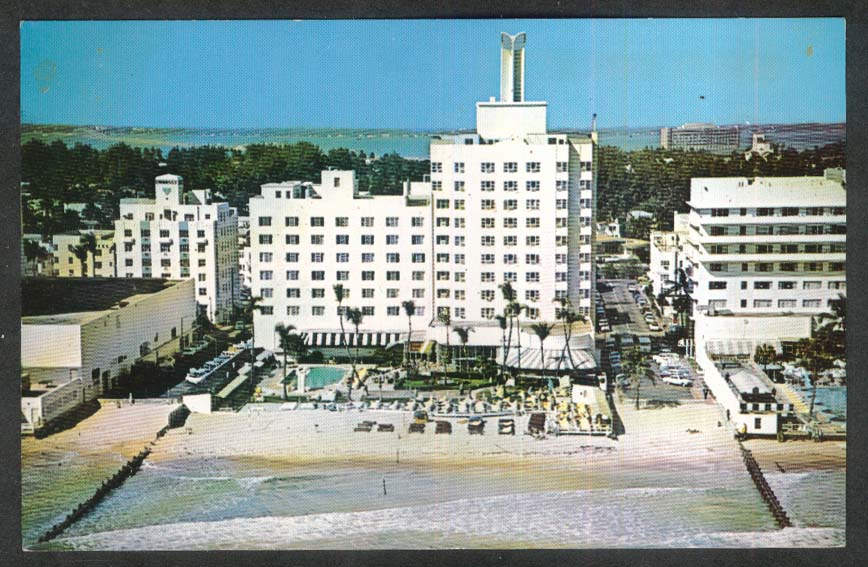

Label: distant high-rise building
[660,123,740,153]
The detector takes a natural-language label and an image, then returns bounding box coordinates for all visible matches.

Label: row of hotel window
[257,287,586,302]
[708,299,840,309]
[259,234,578,247]
[708,280,846,290]
[705,207,845,217]
[123,228,210,238]
[708,262,845,272]
[434,198,583,209]
[259,216,422,227]
[122,210,230,222]
[705,224,847,236]
[432,180,592,193]
[706,243,846,254]
[258,252,585,264]
[259,305,544,320]
[258,270,585,283]
[430,161,591,174]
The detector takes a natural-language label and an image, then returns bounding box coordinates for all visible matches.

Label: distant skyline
[21,19,845,130]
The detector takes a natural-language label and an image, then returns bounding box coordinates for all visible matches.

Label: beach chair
[527,412,546,436]
[408,422,426,434]
[468,417,485,435]
[435,420,452,434]
[498,418,515,435]
[353,422,373,432]
[377,423,395,432]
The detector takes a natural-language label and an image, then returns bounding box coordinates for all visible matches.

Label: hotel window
[284,216,299,227]
[778,299,797,309]
[160,258,171,267]
[412,271,426,281]
[436,217,450,228]
[504,254,517,264]
[286,288,301,298]
[779,263,797,272]
[504,199,518,210]
[431,162,442,173]
[361,217,374,227]
[711,208,729,217]
[287,306,300,316]
[311,253,324,263]
[258,235,272,245]
[336,253,349,263]
[556,236,569,247]
[436,235,450,245]
[312,306,325,317]
[362,288,375,298]
[481,162,495,173]
[756,263,772,272]
[481,290,495,302]
[311,235,324,245]
[260,306,274,315]
[556,254,566,264]
[709,263,725,272]
[829,262,845,271]
[503,272,517,283]
[454,181,465,192]
[709,281,728,290]
[556,199,568,210]
[526,290,540,302]
[412,217,425,227]
[526,162,541,173]
[387,306,400,316]
[526,236,540,247]
[285,235,300,245]
[437,289,451,299]
[386,235,399,245]
[286,253,299,263]
[556,218,567,229]
[335,217,349,227]
[259,270,273,280]
[386,253,400,263]
[258,216,272,226]
[753,281,771,290]
[526,199,540,210]
[454,291,465,301]
[481,236,496,247]
[504,235,517,247]
[481,272,495,283]
[781,207,799,217]
[526,218,540,229]
[481,308,495,319]
[454,236,465,247]
[708,300,727,310]
[526,181,540,192]
[504,162,517,173]
[437,199,450,209]
[504,218,517,229]
[454,162,465,173]
[286,270,299,280]
[481,218,496,229]
[756,208,773,217]
[454,199,465,210]
[455,218,465,228]
[526,308,539,320]
[436,253,450,263]
[481,199,495,210]
[259,252,273,263]
[437,271,450,281]
[580,235,591,245]
[362,271,375,281]
[504,181,518,192]
[557,161,568,173]
[526,272,540,283]
[556,180,568,191]
[481,254,495,264]
[555,290,568,300]
[387,288,399,298]
[311,271,325,281]
[454,254,465,265]
[525,254,540,265]
[311,217,324,227]
[362,253,375,263]
[413,288,425,299]
[581,161,592,172]
[803,299,822,308]
[386,271,400,281]
[333,234,348,245]
[386,217,399,227]
[361,235,375,245]
[412,253,426,263]
[481,181,495,192]
[455,308,466,319]
[555,272,567,283]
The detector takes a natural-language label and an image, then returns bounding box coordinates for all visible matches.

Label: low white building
[51,229,117,278]
[648,213,690,300]
[21,277,196,433]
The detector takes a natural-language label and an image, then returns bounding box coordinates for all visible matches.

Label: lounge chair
[377,423,395,432]
[408,422,426,434]
[435,421,452,434]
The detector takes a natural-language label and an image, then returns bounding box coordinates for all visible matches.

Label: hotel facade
[250,32,597,359]
[114,174,240,323]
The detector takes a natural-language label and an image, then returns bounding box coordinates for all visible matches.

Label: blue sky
[21,19,845,130]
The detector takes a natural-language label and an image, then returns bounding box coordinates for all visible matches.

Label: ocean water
[26,452,844,550]
[797,386,847,424]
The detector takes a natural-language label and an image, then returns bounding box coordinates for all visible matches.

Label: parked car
[662,376,693,387]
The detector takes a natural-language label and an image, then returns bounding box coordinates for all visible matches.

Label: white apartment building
[249,170,433,352]
[684,171,846,320]
[249,32,597,362]
[51,229,117,278]
[114,174,240,323]
[237,215,253,297]
[648,213,690,298]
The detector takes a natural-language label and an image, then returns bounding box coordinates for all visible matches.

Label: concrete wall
[22,379,87,430]
[22,324,81,368]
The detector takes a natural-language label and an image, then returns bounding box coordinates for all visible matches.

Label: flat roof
[22,277,180,319]
[689,175,845,208]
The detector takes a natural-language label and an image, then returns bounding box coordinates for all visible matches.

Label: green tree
[499,282,517,374]
[452,326,473,373]
[79,232,98,277]
[554,297,585,374]
[345,307,365,399]
[623,347,651,410]
[530,322,554,379]
[275,322,297,400]
[333,284,353,364]
[401,299,416,368]
[437,309,452,370]
[494,314,508,383]
[71,244,89,277]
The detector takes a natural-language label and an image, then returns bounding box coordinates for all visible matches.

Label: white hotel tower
[250,32,597,365]
[114,174,240,323]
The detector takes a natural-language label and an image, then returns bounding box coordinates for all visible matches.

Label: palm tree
[795,333,834,420]
[754,344,777,366]
[345,307,365,399]
[452,326,473,373]
[333,284,353,364]
[513,303,530,377]
[554,297,585,375]
[401,299,416,368]
[499,283,517,373]
[815,294,846,358]
[274,322,297,400]
[437,309,452,370]
[71,244,89,277]
[23,240,48,276]
[80,232,98,277]
[494,314,508,382]
[623,346,651,410]
[530,322,554,379]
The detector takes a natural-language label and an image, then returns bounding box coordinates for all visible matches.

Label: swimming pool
[304,367,347,389]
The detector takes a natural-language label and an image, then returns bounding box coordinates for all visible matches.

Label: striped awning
[302,331,402,348]
[502,347,596,371]
[705,339,783,356]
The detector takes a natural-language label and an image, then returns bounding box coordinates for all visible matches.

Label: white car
[648,323,661,332]
[663,376,693,387]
